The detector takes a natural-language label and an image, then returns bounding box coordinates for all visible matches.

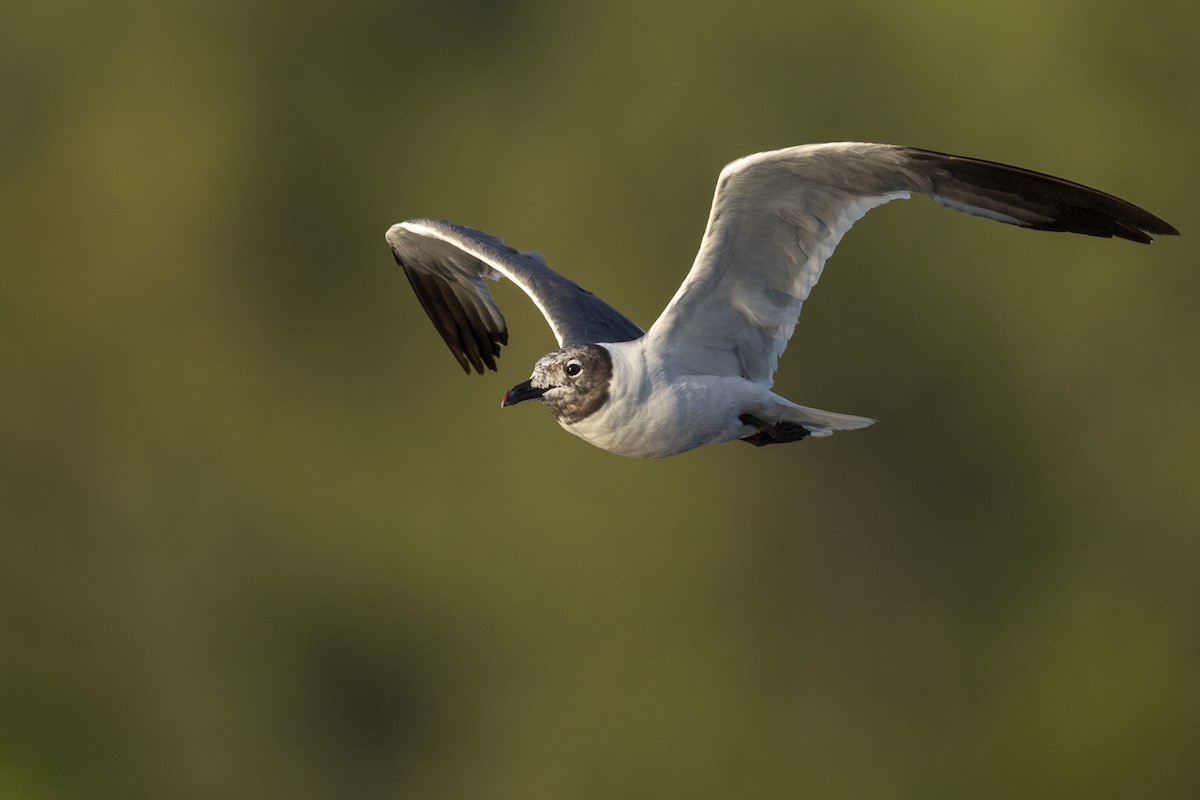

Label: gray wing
[645,142,1178,385]
[387,219,644,374]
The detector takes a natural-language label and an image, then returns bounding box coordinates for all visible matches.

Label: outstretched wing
[387,219,644,373]
[646,142,1178,385]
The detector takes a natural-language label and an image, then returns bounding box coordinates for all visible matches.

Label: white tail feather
[773,400,876,437]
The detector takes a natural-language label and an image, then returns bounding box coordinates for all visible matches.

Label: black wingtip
[1147,220,1181,238]
[394,251,507,375]
[908,147,1179,246]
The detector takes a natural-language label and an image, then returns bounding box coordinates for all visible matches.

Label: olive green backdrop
[3,1,1198,798]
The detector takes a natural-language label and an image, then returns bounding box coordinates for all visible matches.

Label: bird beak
[501,379,547,408]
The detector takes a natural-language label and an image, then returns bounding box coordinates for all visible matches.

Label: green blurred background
[3,1,1198,798]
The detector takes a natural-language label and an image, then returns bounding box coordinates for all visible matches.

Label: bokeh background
[3,1,1198,798]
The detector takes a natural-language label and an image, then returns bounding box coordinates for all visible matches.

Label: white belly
[561,375,760,458]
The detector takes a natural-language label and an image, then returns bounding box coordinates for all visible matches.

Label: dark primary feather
[391,229,510,374]
[904,147,1179,243]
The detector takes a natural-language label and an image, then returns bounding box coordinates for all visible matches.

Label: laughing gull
[388,142,1176,458]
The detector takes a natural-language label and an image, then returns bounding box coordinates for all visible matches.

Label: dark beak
[501,379,548,408]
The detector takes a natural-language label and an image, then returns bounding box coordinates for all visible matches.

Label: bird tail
[773,398,876,437]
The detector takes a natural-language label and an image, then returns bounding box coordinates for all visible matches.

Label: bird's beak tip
[501,379,546,408]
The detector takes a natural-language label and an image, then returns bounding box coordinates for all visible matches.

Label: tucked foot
[737,414,813,447]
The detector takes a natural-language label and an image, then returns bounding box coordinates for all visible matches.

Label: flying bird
[387,142,1176,458]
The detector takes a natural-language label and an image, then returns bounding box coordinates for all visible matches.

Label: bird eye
[565,361,582,377]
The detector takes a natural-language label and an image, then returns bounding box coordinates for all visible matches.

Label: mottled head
[500,343,613,425]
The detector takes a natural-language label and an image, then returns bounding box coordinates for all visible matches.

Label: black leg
[738,414,813,447]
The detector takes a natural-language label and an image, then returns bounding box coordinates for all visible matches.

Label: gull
[387,142,1176,458]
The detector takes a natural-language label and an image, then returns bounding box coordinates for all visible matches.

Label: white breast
[559,341,760,458]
